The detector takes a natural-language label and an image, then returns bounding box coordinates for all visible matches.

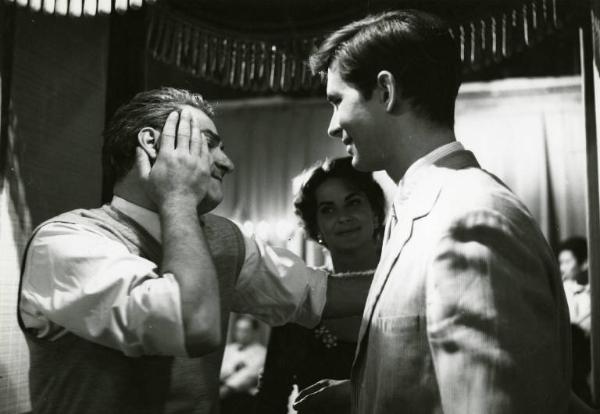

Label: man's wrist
[158,195,202,215]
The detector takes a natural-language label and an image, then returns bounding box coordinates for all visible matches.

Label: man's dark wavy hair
[103,87,214,183]
[310,9,461,127]
[294,156,386,243]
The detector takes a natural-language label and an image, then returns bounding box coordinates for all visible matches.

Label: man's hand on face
[293,379,351,413]
[136,109,212,210]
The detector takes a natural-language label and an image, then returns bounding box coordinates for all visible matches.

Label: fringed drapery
[148,0,575,93]
[3,0,155,16]
[146,6,324,93]
[450,0,564,69]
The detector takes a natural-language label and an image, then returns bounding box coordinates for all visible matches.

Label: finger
[134,147,151,178]
[160,111,179,152]
[293,388,324,411]
[176,108,192,152]
[297,379,329,400]
[190,114,202,156]
[198,131,210,166]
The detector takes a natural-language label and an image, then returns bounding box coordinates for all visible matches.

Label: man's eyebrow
[201,129,221,142]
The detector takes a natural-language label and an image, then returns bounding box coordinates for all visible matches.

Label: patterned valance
[3,0,154,16]
[4,0,584,90]
[147,0,577,93]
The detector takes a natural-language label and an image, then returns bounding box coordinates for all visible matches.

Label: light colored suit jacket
[351,150,571,414]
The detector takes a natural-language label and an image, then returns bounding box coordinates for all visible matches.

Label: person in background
[18,88,373,414]
[255,156,384,414]
[220,315,267,414]
[559,236,590,333]
[558,236,592,405]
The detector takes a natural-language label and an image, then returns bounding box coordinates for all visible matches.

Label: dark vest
[18,205,245,414]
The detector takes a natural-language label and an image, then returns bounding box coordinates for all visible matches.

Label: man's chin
[351,155,374,172]
[197,194,222,214]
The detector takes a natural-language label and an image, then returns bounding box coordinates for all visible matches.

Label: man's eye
[319,207,333,215]
[204,136,220,149]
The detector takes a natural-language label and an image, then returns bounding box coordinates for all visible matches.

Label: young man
[295,9,571,414]
[18,88,371,413]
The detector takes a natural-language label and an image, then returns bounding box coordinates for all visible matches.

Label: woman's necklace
[328,269,376,278]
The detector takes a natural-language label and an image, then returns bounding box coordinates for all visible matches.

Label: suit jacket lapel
[353,149,481,367]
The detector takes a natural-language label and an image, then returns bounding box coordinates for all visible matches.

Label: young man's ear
[376,70,397,113]
[137,127,161,161]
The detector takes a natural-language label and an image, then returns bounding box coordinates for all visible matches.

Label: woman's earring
[317,234,324,244]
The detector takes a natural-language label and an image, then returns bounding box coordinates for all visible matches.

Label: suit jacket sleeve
[425,208,570,414]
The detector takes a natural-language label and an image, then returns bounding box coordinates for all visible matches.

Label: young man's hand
[137,108,212,210]
[293,379,351,413]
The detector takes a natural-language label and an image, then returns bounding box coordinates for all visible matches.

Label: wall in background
[213,76,586,250]
[0,10,109,413]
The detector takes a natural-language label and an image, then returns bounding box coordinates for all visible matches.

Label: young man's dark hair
[310,9,461,127]
[103,87,214,183]
[293,156,386,242]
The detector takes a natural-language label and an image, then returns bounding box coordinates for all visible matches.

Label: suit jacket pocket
[366,315,434,410]
[374,315,421,334]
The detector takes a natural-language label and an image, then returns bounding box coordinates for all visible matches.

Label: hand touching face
[136,106,234,212]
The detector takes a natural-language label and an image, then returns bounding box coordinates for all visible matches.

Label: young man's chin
[351,155,374,172]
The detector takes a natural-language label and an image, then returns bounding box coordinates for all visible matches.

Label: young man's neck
[385,117,456,183]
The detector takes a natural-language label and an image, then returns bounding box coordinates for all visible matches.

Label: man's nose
[216,152,235,174]
[328,115,342,139]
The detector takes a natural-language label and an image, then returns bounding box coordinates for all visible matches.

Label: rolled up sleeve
[20,222,187,357]
[232,236,327,328]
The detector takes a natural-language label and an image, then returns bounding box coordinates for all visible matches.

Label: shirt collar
[391,141,464,210]
[111,196,161,241]
[402,141,464,185]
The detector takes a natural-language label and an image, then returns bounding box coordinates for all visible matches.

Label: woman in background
[255,156,385,413]
[558,237,592,406]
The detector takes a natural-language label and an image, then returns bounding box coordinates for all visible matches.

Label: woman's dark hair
[557,236,588,265]
[294,156,385,242]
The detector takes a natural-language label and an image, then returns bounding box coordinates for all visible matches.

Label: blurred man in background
[220,315,266,413]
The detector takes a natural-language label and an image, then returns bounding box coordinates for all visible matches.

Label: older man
[18,88,370,414]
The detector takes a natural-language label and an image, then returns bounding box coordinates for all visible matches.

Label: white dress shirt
[20,197,327,357]
[384,141,465,246]
[563,278,591,334]
[220,342,266,393]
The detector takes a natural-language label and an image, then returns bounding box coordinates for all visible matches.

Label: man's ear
[137,127,160,161]
[376,70,397,113]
